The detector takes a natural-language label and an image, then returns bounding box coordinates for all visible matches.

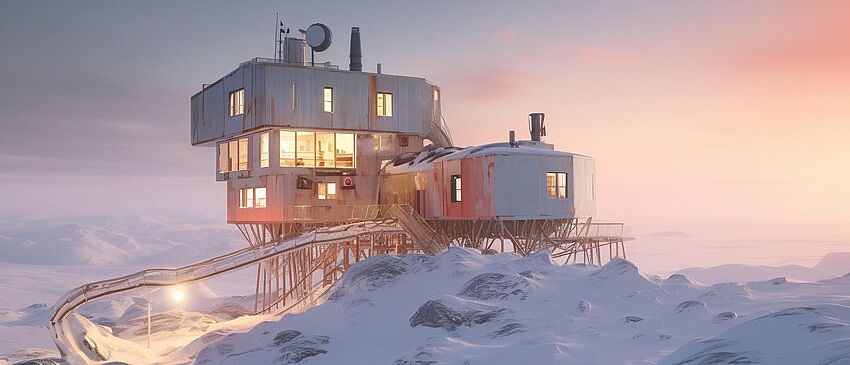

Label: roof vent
[349,27,363,72]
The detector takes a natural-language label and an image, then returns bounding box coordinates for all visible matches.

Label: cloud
[721,2,850,76]
[443,67,525,103]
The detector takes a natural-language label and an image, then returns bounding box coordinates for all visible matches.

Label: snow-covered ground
[1,215,849,364]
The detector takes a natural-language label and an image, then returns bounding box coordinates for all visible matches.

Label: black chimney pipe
[349,27,362,72]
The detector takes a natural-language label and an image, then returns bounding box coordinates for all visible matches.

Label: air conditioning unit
[342,176,355,189]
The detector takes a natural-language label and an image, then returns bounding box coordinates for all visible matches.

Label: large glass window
[547,172,567,199]
[259,132,269,168]
[280,131,296,167]
[279,130,356,169]
[219,137,248,173]
[451,175,462,203]
[317,182,336,200]
[296,132,316,167]
[228,88,244,117]
[377,92,392,117]
[316,132,335,167]
[335,133,355,168]
[323,87,333,113]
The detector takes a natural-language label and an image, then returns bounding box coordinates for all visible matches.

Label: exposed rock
[714,312,738,323]
[409,300,507,331]
[623,316,643,324]
[675,300,707,313]
[273,330,303,346]
[457,273,529,301]
[274,332,330,364]
[576,299,592,315]
[490,322,525,338]
[329,255,410,301]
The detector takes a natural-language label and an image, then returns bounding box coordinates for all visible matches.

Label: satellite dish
[305,23,332,52]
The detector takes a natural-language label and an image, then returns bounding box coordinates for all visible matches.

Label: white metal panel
[571,156,597,218]
[492,154,574,219]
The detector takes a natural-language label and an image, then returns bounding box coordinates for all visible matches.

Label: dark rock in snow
[490,322,525,338]
[457,273,529,301]
[275,332,330,364]
[714,312,738,323]
[576,299,592,315]
[409,300,507,331]
[273,330,303,346]
[675,300,707,313]
[328,255,410,301]
[623,316,643,324]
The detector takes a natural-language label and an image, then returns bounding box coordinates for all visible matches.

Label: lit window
[278,130,357,169]
[316,132,335,167]
[377,92,392,117]
[546,172,567,199]
[259,132,269,168]
[255,188,266,208]
[335,133,355,168]
[238,138,249,170]
[434,89,440,101]
[221,137,249,172]
[228,140,238,171]
[318,182,337,200]
[218,144,228,173]
[373,135,382,151]
[296,132,316,167]
[451,175,462,203]
[240,188,254,208]
[280,131,296,167]
[323,87,333,113]
[228,88,244,117]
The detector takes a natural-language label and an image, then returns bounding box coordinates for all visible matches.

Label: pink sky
[1,1,848,259]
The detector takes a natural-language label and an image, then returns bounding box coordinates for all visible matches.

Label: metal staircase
[385,204,445,255]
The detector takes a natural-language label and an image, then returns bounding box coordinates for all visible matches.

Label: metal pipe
[349,27,362,71]
[529,113,545,142]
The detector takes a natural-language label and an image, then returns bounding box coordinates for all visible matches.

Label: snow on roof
[384,143,591,175]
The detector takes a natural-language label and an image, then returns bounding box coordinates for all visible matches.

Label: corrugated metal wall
[191,62,437,146]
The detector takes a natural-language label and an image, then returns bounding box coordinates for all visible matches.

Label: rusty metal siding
[460,155,495,218]
[191,61,438,147]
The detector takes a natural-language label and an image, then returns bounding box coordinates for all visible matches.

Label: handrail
[49,221,405,362]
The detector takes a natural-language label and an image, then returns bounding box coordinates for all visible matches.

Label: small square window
[450,175,462,203]
[228,88,244,117]
[255,187,267,208]
[323,87,333,113]
[377,92,393,117]
[239,188,254,208]
[318,182,337,200]
[546,172,567,199]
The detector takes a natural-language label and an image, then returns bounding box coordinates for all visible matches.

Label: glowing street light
[169,287,186,303]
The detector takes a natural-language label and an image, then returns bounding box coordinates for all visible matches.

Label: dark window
[450,175,462,202]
